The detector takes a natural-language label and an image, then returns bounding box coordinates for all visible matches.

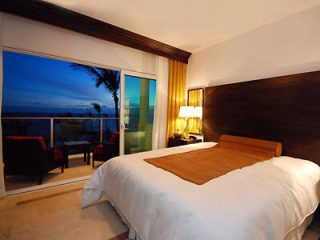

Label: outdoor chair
[92,131,120,167]
[3,136,64,184]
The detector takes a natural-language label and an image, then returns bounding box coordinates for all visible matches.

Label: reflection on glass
[188,88,203,134]
[124,75,156,154]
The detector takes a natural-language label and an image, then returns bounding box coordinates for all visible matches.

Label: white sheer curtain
[152,56,168,150]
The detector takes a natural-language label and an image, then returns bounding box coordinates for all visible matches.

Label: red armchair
[92,132,119,167]
[4,136,64,184]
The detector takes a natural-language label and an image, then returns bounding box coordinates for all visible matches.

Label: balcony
[2,117,119,191]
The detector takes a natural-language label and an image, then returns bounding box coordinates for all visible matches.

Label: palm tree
[70,63,120,130]
[91,102,101,117]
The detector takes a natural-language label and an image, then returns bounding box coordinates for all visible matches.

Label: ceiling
[45,0,320,52]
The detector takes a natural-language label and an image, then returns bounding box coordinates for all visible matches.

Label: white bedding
[82,142,320,240]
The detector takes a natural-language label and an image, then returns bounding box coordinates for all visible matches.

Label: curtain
[152,56,169,150]
[166,59,187,144]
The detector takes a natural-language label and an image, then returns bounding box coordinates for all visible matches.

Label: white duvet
[82,142,320,240]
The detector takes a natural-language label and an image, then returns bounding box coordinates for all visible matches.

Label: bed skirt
[109,198,142,240]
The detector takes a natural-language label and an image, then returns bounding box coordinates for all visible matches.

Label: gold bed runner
[145,137,281,185]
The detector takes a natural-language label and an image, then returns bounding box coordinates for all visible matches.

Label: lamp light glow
[178,106,195,118]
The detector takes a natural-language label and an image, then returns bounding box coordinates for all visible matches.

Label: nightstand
[168,137,202,147]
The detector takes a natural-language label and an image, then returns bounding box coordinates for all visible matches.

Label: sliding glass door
[120,72,156,155]
[1,50,121,192]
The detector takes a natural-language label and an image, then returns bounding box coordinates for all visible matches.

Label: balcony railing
[1,117,119,147]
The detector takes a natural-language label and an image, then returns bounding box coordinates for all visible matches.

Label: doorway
[1,50,120,192]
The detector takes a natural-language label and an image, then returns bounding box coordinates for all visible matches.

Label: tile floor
[0,181,319,240]
[0,181,127,240]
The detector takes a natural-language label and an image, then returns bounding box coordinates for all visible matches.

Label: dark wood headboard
[203,70,320,165]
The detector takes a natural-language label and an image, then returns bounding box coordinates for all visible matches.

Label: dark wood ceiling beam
[0,0,191,63]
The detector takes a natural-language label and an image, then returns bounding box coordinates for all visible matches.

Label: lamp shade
[179,106,195,118]
[194,106,203,118]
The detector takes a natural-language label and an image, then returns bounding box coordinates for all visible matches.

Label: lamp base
[182,117,190,139]
[182,127,189,139]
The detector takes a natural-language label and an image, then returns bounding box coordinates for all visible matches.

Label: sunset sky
[2,51,120,116]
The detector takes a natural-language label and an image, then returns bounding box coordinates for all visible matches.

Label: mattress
[82,142,320,240]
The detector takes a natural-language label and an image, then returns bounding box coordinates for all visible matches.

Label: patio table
[63,141,90,168]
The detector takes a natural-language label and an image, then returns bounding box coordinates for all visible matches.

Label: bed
[82,142,320,240]
[82,70,320,239]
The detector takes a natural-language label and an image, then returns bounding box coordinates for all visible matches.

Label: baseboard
[5,175,89,196]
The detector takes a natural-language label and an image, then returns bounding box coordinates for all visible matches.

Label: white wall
[0,13,162,196]
[187,4,320,88]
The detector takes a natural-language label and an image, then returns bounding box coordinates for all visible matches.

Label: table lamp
[179,106,195,138]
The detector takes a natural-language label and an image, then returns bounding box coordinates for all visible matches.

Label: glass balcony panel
[54,119,100,146]
[2,119,50,146]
